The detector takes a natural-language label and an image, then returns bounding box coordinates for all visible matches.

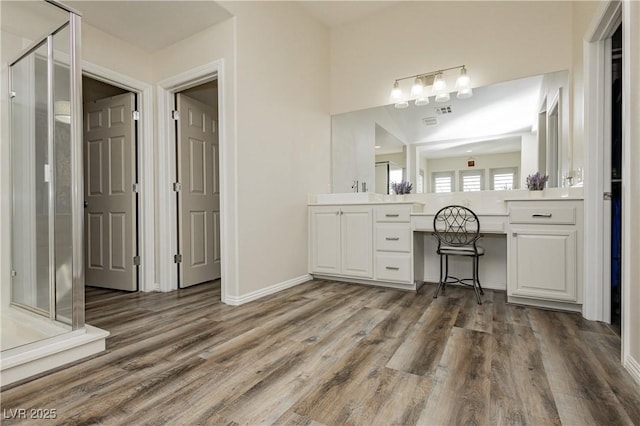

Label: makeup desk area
[308,189,583,312]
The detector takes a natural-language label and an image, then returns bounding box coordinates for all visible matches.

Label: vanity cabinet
[309,202,422,289]
[309,205,373,278]
[374,205,414,284]
[507,200,583,306]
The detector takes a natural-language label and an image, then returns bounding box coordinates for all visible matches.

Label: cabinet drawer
[376,205,411,223]
[376,253,412,283]
[376,224,411,252]
[509,206,576,225]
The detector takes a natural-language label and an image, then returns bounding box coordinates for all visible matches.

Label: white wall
[220,1,331,297]
[571,1,602,175]
[520,133,539,187]
[330,1,572,115]
[82,24,153,83]
[538,71,571,185]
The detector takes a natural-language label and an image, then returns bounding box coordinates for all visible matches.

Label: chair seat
[438,245,485,256]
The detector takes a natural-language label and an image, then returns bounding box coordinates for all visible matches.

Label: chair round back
[432,205,481,247]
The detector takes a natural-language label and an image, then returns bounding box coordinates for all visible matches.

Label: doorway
[82,76,139,292]
[609,24,623,333]
[174,81,221,289]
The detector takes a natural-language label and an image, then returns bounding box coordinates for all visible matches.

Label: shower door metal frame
[7,1,84,329]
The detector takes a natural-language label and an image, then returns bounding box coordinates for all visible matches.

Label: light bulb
[410,76,424,97]
[415,96,429,106]
[457,87,473,99]
[433,73,447,93]
[456,67,470,89]
[435,92,450,103]
[456,66,472,99]
[389,81,403,103]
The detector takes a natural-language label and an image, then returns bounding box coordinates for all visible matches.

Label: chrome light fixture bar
[389,65,472,108]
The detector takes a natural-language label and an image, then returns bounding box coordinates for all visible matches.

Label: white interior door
[84,92,137,291]
[177,93,220,288]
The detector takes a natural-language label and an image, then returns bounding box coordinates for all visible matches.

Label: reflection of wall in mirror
[536,72,570,187]
[375,150,406,194]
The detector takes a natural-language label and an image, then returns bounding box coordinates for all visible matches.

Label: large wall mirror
[331,70,570,194]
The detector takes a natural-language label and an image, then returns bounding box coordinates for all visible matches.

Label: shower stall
[1,0,107,387]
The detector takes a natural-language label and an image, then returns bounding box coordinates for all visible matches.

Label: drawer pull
[532,213,552,218]
[385,237,400,241]
[385,214,400,217]
[385,266,400,270]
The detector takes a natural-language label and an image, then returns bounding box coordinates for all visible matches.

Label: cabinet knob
[512,232,518,237]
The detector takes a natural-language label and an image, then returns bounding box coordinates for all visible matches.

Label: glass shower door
[7,6,83,346]
[10,41,52,316]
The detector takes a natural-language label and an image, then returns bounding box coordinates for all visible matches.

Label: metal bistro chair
[432,205,485,304]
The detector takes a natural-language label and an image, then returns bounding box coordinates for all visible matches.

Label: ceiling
[63,1,232,52]
[297,1,397,27]
[3,1,396,54]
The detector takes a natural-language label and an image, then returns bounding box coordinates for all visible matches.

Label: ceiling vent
[434,105,453,115]
[422,117,439,126]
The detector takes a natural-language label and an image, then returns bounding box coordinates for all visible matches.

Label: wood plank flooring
[2,280,639,425]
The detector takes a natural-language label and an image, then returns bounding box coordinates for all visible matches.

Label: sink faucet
[352,180,359,193]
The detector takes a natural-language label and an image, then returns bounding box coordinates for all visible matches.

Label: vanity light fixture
[389,65,472,108]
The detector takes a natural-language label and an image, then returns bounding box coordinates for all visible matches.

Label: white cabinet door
[340,207,373,278]
[309,207,341,275]
[509,227,577,301]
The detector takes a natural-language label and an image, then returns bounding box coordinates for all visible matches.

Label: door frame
[82,61,155,292]
[157,60,230,303]
[583,0,620,323]
[584,0,636,373]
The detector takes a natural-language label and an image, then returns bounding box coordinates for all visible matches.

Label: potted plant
[526,172,548,196]
[391,181,413,199]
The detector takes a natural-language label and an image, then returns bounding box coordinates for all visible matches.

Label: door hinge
[174,254,182,263]
[133,183,140,193]
[9,91,16,99]
[132,110,140,121]
[173,182,182,192]
[604,192,613,200]
[10,270,17,277]
[172,110,180,120]
[133,256,141,266]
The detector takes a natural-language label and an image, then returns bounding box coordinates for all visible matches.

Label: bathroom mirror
[331,70,569,194]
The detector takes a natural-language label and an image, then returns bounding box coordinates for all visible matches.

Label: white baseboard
[624,354,640,386]
[224,274,312,306]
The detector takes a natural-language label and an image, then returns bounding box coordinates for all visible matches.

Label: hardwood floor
[2,280,639,425]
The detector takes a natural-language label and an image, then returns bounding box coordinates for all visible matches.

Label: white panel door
[509,227,577,301]
[340,207,373,278]
[309,207,341,275]
[84,93,137,291]
[177,94,220,287]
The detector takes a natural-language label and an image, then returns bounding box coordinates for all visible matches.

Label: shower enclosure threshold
[1,323,109,388]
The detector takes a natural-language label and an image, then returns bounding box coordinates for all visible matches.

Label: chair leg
[433,254,445,299]
[476,255,484,295]
[472,257,482,305]
[444,255,449,291]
